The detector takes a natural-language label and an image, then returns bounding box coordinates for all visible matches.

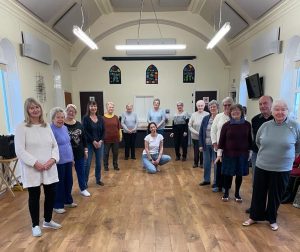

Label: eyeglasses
[223,104,231,107]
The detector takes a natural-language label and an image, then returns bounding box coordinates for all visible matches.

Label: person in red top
[103,102,122,171]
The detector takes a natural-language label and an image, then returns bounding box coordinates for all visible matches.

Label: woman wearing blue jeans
[82,101,105,186]
[142,122,171,173]
[199,100,219,186]
[65,104,90,197]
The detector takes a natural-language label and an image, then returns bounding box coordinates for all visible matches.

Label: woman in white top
[188,100,209,168]
[142,122,171,173]
[15,98,61,237]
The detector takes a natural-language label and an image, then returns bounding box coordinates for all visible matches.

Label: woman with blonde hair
[15,98,61,237]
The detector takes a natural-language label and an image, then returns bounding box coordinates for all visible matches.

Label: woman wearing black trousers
[170,101,189,161]
[243,100,300,231]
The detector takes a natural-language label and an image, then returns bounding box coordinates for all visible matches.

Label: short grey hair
[208,99,219,109]
[153,98,160,104]
[176,101,184,106]
[222,97,234,105]
[106,101,114,108]
[271,100,289,112]
[196,100,205,106]
[66,104,77,113]
[50,107,65,121]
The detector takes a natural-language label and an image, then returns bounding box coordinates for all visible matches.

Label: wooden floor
[1,148,300,252]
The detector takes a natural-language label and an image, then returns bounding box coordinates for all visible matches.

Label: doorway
[79,92,104,119]
[195,91,217,112]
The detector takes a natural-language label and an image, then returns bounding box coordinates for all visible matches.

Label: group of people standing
[194,95,300,232]
[14,98,125,237]
[14,94,300,237]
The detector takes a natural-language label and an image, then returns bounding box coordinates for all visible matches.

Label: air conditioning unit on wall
[20,32,52,65]
[251,27,281,61]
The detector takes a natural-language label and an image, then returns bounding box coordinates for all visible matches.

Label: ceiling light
[206,22,231,49]
[73,26,98,50]
[115,0,186,52]
[115,44,186,51]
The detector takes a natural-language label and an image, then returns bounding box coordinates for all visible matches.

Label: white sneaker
[32,225,42,237]
[64,202,78,208]
[53,208,66,214]
[80,190,91,197]
[43,220,62,230]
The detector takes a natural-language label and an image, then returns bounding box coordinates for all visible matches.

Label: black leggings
[28,183,56,227]
[223,175,242,197]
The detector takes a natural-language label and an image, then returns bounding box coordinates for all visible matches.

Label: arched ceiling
[15,0,283,43]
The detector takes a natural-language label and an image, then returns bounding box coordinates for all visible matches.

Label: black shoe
[96,181,104,186]
[199,164,203,168]
[193,164,198,168]
[104,167,109,171]
[199,181,211,186]
[182,157,186,161]
[114,167,120,171]
[245,208,250,214]
[124,157,129,160]
[175,157,180,161]
[131,157,136,160]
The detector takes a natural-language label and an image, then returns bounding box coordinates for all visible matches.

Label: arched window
[109,65,121,84]
[146,64,158,84]
[183,64,195,83]
[281,36,300,119]
[53,60,64,107]
[238,59,249,106]
[0,38,23,134]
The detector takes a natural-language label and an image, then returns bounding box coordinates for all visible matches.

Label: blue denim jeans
[74,157,86,191]
[203,145,216,183]
[142,153,171,174]
[54,162,73,209]
[84,143,103,185]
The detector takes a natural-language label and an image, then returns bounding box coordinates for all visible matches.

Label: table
[0,157,22,197]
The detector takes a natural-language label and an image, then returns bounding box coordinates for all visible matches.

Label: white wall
[229,0,300,120]
[71,12,231,122]
[0,0,72,133]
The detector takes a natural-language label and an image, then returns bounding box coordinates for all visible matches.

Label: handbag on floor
[293,185,300,208]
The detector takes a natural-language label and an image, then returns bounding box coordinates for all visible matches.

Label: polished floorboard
[0,148,300,252]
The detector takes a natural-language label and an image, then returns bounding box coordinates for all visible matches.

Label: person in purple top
[215,104,252,202]
[50,107,76,214]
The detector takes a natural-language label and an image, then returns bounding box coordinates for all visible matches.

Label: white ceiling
[15,0,283,43]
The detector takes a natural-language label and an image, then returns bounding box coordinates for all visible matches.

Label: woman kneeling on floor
[142,122,171,173]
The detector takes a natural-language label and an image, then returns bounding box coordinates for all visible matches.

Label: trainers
[43,220,62,230]
[64,203,77,208]
[53,208,66,214]
[80,190,91,197]
[32,225,42,237]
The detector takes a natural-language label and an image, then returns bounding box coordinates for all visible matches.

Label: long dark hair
[147,122,157,132]
[85,101,98,116]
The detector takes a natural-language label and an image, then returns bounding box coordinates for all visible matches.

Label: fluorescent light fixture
[115,44,186,51]
[206,22,231,50]
[73,25,98,50]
